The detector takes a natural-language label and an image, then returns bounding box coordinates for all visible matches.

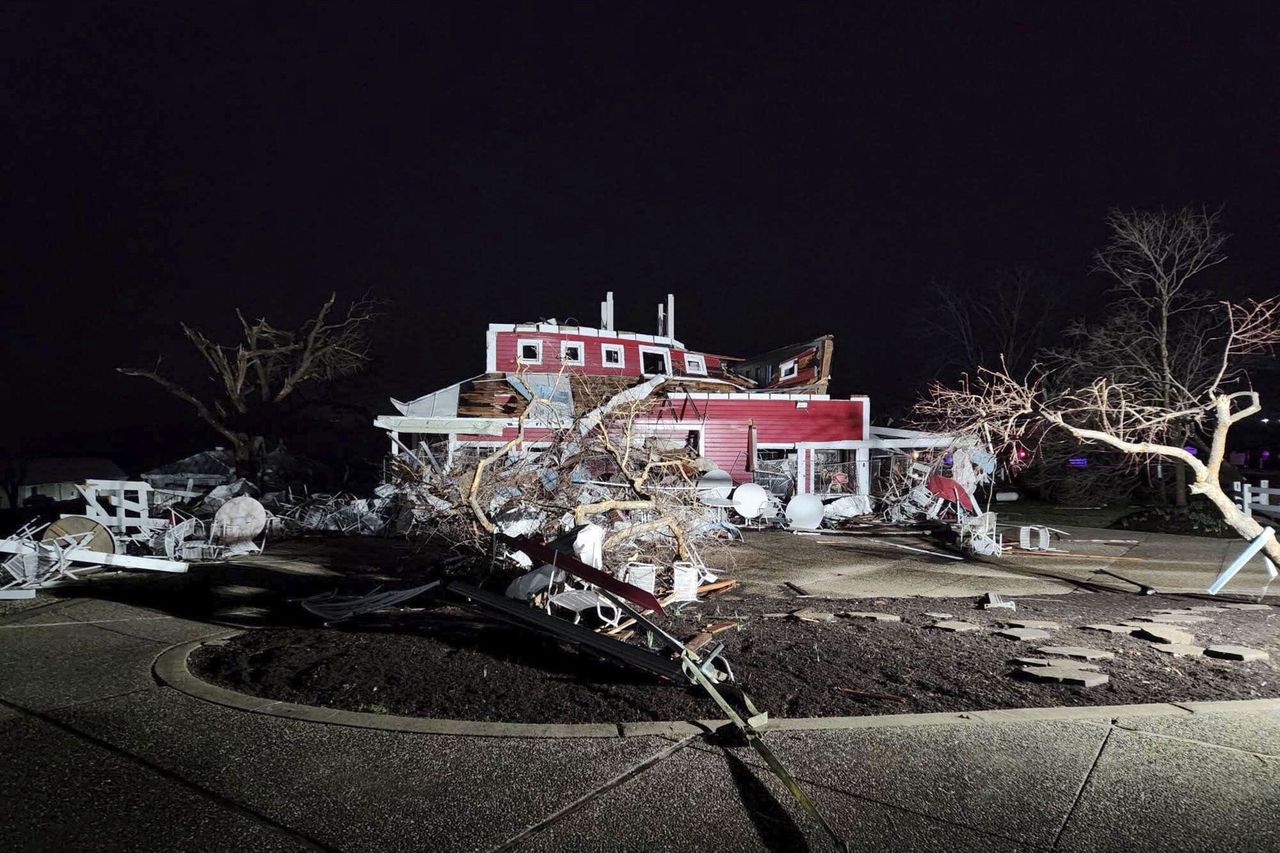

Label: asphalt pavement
[3,587,1279,852]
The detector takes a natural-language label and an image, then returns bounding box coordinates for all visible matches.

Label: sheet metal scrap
[0,520,188,599]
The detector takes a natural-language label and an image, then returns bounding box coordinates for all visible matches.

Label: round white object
[785,494,825,530]
[41,515,117,554]
[731,483,769,519]
[697,468,734,500]
[212,496,267,544]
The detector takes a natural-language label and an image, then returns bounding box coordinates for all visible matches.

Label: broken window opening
[560,340,584,365]
[640,347,671,376]
[780,359,798,380]
[683,353,707,376]
[600,343,625,367]
[517,339,543,364]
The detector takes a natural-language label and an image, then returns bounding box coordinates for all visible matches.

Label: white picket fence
[1233,480,1280,519]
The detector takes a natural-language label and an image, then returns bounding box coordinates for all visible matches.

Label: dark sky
[5,3,1278,464]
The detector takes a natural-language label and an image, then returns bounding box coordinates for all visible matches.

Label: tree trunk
[1193,477,1280,566]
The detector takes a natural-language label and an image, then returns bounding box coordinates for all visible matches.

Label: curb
[154,636,1280,739]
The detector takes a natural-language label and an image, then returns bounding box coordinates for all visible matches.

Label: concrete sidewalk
[729,526,1280,599]
[3,593,1279,852]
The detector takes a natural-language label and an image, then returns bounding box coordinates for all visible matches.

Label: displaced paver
[1218,603,1272,611]
[1083,624,1136,635]
[1036,646,1115,661]
[1005,619,1061,630]
[1136,614,1213,624]
[924,612,955,619]
[838,611,902,623]
[792,608,837,623]
[1133,625,1197,645]
[1150,644,1205,657]
[1014,657,1100,671]
[931,620,981,633]
[1186,606,1228,613]
[996,628,1052,641]
[1204,645,1270,662]
[1018,666,1110,687]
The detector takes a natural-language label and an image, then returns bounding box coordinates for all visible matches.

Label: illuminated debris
[1205,645,1270,662]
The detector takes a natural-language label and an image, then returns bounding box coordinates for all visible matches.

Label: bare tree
[916,295,1280,563]
[1043,207,1230,506]
[119,294,378,478]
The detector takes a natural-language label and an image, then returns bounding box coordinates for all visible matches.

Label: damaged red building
[376,294,945,498]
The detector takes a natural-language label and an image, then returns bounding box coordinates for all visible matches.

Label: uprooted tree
[119,294,378,479]
[916,293,1280,564]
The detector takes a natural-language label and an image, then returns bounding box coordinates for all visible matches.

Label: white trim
[780,358,799,380]
[485,329,498,373]
[560,339,585,365]
[600,342,625,368]
[638,345,672,376]
[664,392,834,401]
[682,353,707,376]
[516,338,543,365]
[505,323,684,349]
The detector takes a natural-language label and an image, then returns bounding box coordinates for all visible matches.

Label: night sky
[5,4,1278,468]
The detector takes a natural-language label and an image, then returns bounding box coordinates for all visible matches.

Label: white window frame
[516,338,543,365]
[600,343,625,368]
[682,353,707,376]
[780,358,798,380]
[638,345,672,376]
[560,340,585,366]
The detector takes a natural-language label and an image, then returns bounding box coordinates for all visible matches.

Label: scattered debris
[792,608,837,623]
[981,592,1016,610]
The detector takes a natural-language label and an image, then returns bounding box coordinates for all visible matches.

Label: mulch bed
[190,590,1280,724]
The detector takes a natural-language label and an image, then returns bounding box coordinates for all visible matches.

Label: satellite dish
[42,515,117,554]
[697,468,734,501]
[785,494,825,530]
[731,483,769,519]
[212,496,267,544]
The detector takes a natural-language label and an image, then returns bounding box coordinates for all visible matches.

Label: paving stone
[792,608,837,623]
[1186,606,1228,613]
[1218,603,1273,611]
[1135,614,1213,624]
[996,628,1052,641]
[931,620,981,632]
[1133,625,1197,645]
[924,612,955,619]
[1014,657,1100,671]
[839,611,902,623]
[1036,646,1115,661]
[1005,619,1061,630]
[1150,643,1205,657]
[1082,624,1137,635]
[1017,666,1109,687]
[1204,645,1270,662]
[1152,608,1200,615]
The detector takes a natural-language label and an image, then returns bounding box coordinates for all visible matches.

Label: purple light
[1264,450,1272,461]
[1068,457,1088,468]
[1184,446,1197,456]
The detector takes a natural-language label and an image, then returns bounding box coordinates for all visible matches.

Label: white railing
[1233,480,1280,518]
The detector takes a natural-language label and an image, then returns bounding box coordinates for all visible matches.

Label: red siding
[653,397,864,484]
[494,330,722,377]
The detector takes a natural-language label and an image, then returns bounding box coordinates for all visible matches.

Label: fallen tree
[916,295,1280,564]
